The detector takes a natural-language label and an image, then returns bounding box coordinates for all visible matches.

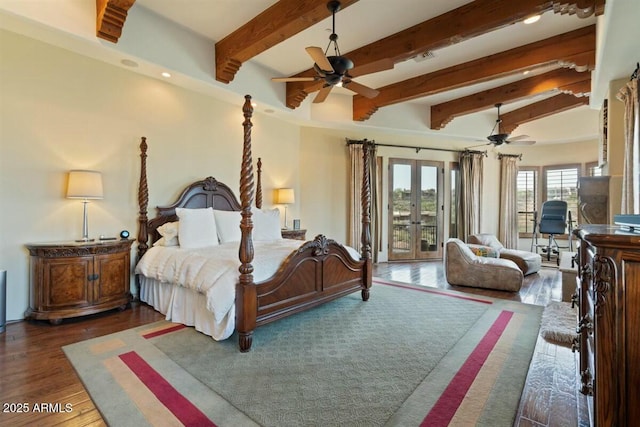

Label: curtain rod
[345,138,487,156]
[498,153,522,160]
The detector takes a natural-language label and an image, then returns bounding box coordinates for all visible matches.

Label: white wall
[0,30,300,321]
[514,140,599,168]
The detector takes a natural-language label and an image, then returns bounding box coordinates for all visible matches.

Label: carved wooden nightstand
[281,229,307,240]
[25,239,133,324]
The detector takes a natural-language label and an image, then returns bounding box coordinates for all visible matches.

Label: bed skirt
[138,276,235,341]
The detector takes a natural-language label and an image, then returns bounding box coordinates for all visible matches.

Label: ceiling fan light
[523,15,541,24]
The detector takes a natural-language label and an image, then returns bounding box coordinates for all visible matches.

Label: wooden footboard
[237,235,371,352]
[255,235,370,324]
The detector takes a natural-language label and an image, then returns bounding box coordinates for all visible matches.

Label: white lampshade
[67,170,103,199]
[276,188,295,204]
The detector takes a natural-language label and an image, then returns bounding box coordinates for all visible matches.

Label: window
[543,164,580,230]
[517,168,538,235]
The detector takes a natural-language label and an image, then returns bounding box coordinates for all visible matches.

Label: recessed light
[161,72,171,78]
[523,15,541,24]
[523,70,531,75]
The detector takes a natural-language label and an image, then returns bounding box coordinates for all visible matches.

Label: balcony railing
[391,222,438,251]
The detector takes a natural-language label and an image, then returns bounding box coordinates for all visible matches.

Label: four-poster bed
[135,95,372,351]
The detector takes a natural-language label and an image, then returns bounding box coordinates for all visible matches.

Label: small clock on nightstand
[281,229,306,240]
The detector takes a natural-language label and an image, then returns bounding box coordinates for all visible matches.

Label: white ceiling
[1,0,638,146]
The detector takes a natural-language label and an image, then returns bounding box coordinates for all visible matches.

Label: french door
[388,159,444,260]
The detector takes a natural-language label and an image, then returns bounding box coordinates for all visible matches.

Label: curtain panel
[498,155,519,249]
[458,151,484,242]
[616,78,640,214]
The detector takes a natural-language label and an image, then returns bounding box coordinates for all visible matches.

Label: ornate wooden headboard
[136,136,263,259]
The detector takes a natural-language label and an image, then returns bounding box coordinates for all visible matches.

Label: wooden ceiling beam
[215,0,359,84]
[500,93,590,134]
[553,0,606,18]
[430,68,591,129]
[557,79,592,96]
[96,0,136,43]
[286,0,602,109]
[353,25,595,122]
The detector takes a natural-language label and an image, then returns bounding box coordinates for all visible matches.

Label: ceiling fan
[271,1,382,103]
[467,103,536,148]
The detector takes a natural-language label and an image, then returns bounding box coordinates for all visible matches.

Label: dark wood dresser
[25,239,133,324]
[573,225,640,426]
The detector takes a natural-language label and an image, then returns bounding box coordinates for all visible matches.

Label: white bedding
[135,239,361,331]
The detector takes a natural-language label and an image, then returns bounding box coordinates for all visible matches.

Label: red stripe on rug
[420,310,514,427]
[373,278,493,305]
[142,324,186,339]
[119,351,216,427]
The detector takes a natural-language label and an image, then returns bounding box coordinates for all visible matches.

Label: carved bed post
[237,95,256,352]
[137,137,149,261]
[256,157,262,209]
[361,140,372,301]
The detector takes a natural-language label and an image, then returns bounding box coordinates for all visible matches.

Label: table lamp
[67,170,103,242]
[275,188,295,229]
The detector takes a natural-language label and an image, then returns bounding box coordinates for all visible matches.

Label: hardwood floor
[0,262,585,426]
[0,304,165,426]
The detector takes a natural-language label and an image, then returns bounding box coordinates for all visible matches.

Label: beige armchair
[444,238,523,292]
[467,233,541,276]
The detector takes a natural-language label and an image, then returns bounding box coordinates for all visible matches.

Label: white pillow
[153,221,179,247]
[213,210,242,243]
[252,208,283,241]
[175,207,218,248]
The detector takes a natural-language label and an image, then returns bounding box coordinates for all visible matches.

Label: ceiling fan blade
[271,76,317,82]
[306,46,334,73]
[507,140,536,146]
[343,80,380,98]
[350,58,394,77]
[313,86,333,103]
[506,134,530,142]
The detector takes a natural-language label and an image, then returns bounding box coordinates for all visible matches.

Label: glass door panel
[389,159,443,261]
[418,164,440,258]
[389,162,415,260]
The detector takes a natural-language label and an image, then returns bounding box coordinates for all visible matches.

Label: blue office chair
[532,200,568,265]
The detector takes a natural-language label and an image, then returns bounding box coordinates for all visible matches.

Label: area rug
[63,279,542,427]
[539,301,577,347]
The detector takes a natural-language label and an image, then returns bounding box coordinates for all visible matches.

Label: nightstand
[281,229,307,240]
[25,239,133,324]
